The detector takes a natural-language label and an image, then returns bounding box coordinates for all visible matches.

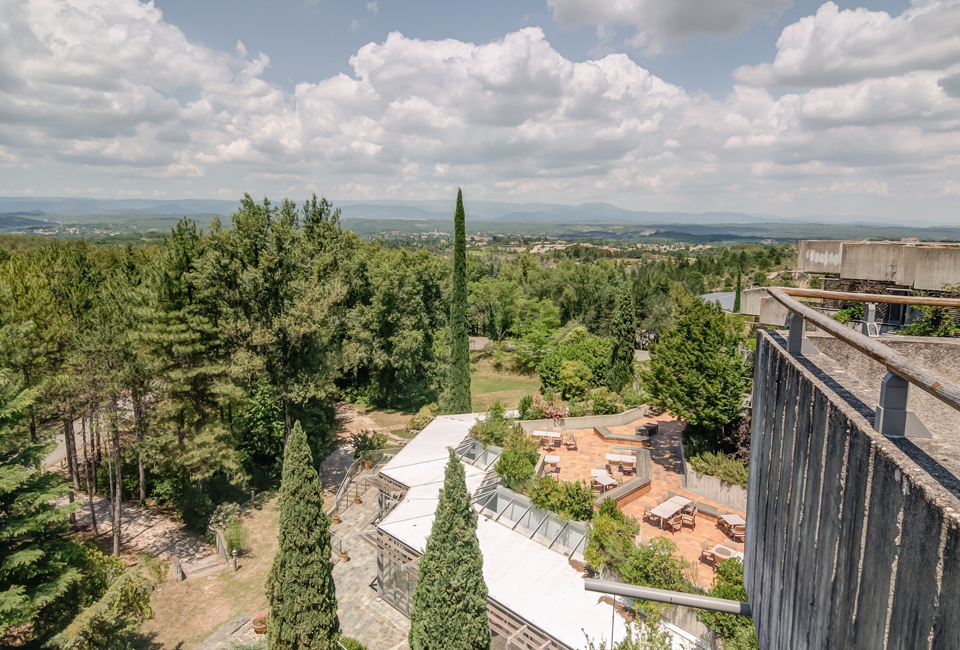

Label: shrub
[591,389,624,415]
[339,639,368,650]
[558,360,591,399]
[471,400,512,445]
[208,502,241,533]
[530,477,594,521]
[224,520,249,555]
[688,451,749,489]
[537,329,611,393]
[567,399,587,417]
[138,553,168,585]
[620,387,648,409]
[495,448,536,492]
[409,405,435,431]
[699,559,758,649]
[585,510,639,572]
[519,394,567,420]
[517,394,534,420]
[619,537,691,594]
[350,430,389,459]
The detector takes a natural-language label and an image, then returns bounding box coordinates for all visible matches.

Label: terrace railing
[766,287,960,438]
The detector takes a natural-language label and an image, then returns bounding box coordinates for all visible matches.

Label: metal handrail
[767,287,960,413]
[584,578,752,616]
[326,446,403,516]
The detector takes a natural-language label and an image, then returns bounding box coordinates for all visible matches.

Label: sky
[1,0,960,222]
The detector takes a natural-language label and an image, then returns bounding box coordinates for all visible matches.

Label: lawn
[136,495,280,650]
[470,370,540,412]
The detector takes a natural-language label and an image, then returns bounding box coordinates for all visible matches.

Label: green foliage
[642,297,748,432]
[834,302,864,325]
[47,571,154,650]
[224,520,249,555]
[529,477,594,521]
[733,270,742,313]
[699,559,758,649]
[582,620,675,650]
[339,638,368,650]
[350,431,389,460]
[620,387,648,409]
[138,554,168,585]
[584,510,640,572]
[517,394,534,420]
[410,405,435,431]
[900,302,960,337]
[267,422,340,650]
[537,328,610,394]
[607,286,636,392]
[809,276,822,289]
[591,389,625,416]
[495,429,539,491]
[567,399,587,417]
[441,189,473,415]
[409,450,490,650]
[235,382,285,483]
[688,451,749,489]
[470,401,511,446]
[558,359,592,399]
[619,537,691,595]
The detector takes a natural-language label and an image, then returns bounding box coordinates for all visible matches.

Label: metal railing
[325,446,403,517]
[766,287,960,437]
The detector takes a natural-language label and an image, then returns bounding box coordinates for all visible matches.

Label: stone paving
[331,483,410,650]
[537,414,745,587]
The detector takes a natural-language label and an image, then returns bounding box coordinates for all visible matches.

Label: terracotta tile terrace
[536,413,746,588]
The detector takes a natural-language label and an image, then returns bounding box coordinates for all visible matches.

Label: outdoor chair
[717,508,728,531]
[595,463,607,470]
[656,496,665,506]
[665,515,682,534]
[700,539,714,566]
[591,479,604,494]
[564,432,578,450]
[643,501,654,522]
[732,525,745,543]
[681,511,696,530]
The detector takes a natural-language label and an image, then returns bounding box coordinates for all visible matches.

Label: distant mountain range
[0,196,930,227]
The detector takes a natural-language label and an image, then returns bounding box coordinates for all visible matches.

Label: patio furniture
[709,543,745,564]
[720,513,745,537]
[700,539,714,566]
[665,515,682,533]
[594,474,616,492]
[610,470,624,484]
[661,491,670,501]
[621,457,636,475]
[563,432,578,450]
[649,495,691,530]
[643,501,654,522]
[731,524,746,542]
[590,469,608,478]
[656,496,665,505]
[681,509,697,530]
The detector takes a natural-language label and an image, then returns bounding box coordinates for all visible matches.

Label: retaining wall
[678,441,748,512]
[746,330,960,650]
[518,407,647,433]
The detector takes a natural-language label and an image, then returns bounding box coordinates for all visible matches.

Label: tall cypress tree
[733,269,742,314]
[607,285,636,392]
[442,189,472,414]
[266,421,339,650]
[409,449,490,650]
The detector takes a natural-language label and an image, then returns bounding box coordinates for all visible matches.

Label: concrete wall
[900,246,960,290]
[798,240,843,274]
[518,407,647,433]
[839,242,903,282]
[678,441,748,512]
[758,296,790,326]
[745,331,960,650]
[739,288,767,316]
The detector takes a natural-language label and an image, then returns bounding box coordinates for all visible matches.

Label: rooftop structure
[797,239,960,291]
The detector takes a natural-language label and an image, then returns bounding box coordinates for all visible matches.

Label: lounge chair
[665,515,682,534]
[681,510,696,530]
[700,540,714,566]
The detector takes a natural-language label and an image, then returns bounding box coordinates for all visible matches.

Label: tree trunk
[112,409,122,557]
[29,409,37,443]
[132,386,146,503]
[90,407,99,495]
[81,414,99,537]
[284,400,291,444]
[64,418,78,525]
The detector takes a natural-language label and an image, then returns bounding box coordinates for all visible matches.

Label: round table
[713,546,735,561]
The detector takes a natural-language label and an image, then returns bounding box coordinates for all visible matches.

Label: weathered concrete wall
[678,441,748,512]
[900,246,960,290]
[746,331,960,650]
[518,407,647,433]
[740,288,768,316]
[798,240,843,274]
[840,242,903,282]
[758,296,790,326]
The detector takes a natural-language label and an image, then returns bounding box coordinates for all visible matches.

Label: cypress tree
[607,285,636,393]
[442,189,472,414]
[266,421,339,650]
[733,270,742,313]
[409,449,490,650]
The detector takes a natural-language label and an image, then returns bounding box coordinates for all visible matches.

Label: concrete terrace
[541,414,746,587]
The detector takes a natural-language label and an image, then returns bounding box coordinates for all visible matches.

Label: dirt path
[63,494,219,572]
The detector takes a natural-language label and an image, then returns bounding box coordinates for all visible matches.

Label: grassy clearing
[136,495,280,650]
[470,371,541,412]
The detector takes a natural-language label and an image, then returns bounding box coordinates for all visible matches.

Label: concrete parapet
[746,330,960,650]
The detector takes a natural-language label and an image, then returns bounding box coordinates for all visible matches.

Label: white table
[594,474,616,490]
[721,513,745,526]
[650,496,691,527]
[536,430,561,439]
[710,545,744,563]
[544,455,560,464]
[590,469,608,478]
[605,453,633,463]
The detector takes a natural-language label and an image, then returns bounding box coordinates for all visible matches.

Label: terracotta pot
[354,496,362,505]
[363,459,373,469]
[340,551,349,562]
[252,620,267,634]
[332,514,341,524]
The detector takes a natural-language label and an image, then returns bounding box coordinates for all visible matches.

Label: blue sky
[1,0,959,222]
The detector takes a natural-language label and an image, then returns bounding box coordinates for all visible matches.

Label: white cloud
[734,0,960,87]
[1,0,959,220]
[547,0,791,53]
[367,2,378,17]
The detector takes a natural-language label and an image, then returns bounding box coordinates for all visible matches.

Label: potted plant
[252,613,268,634]
[362,451,373,470]
[332,512,341,525]
[339,548,349,562]
[354,488,362,505]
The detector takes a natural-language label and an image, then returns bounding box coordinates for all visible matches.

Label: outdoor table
[590,469,608,478]
[721,513,745,526]
[543,455,560,463]
[710,545,744,563]
[650,499,688,528]
[595,474,616,490]
[667,495,692,509]
[534,430,561,439]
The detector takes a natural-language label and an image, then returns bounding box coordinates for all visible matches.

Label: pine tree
[442,189,472,414]
[266,421,339,650]
[607,285,636,392]
[733,269,742,314]
[409,449,490,650]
